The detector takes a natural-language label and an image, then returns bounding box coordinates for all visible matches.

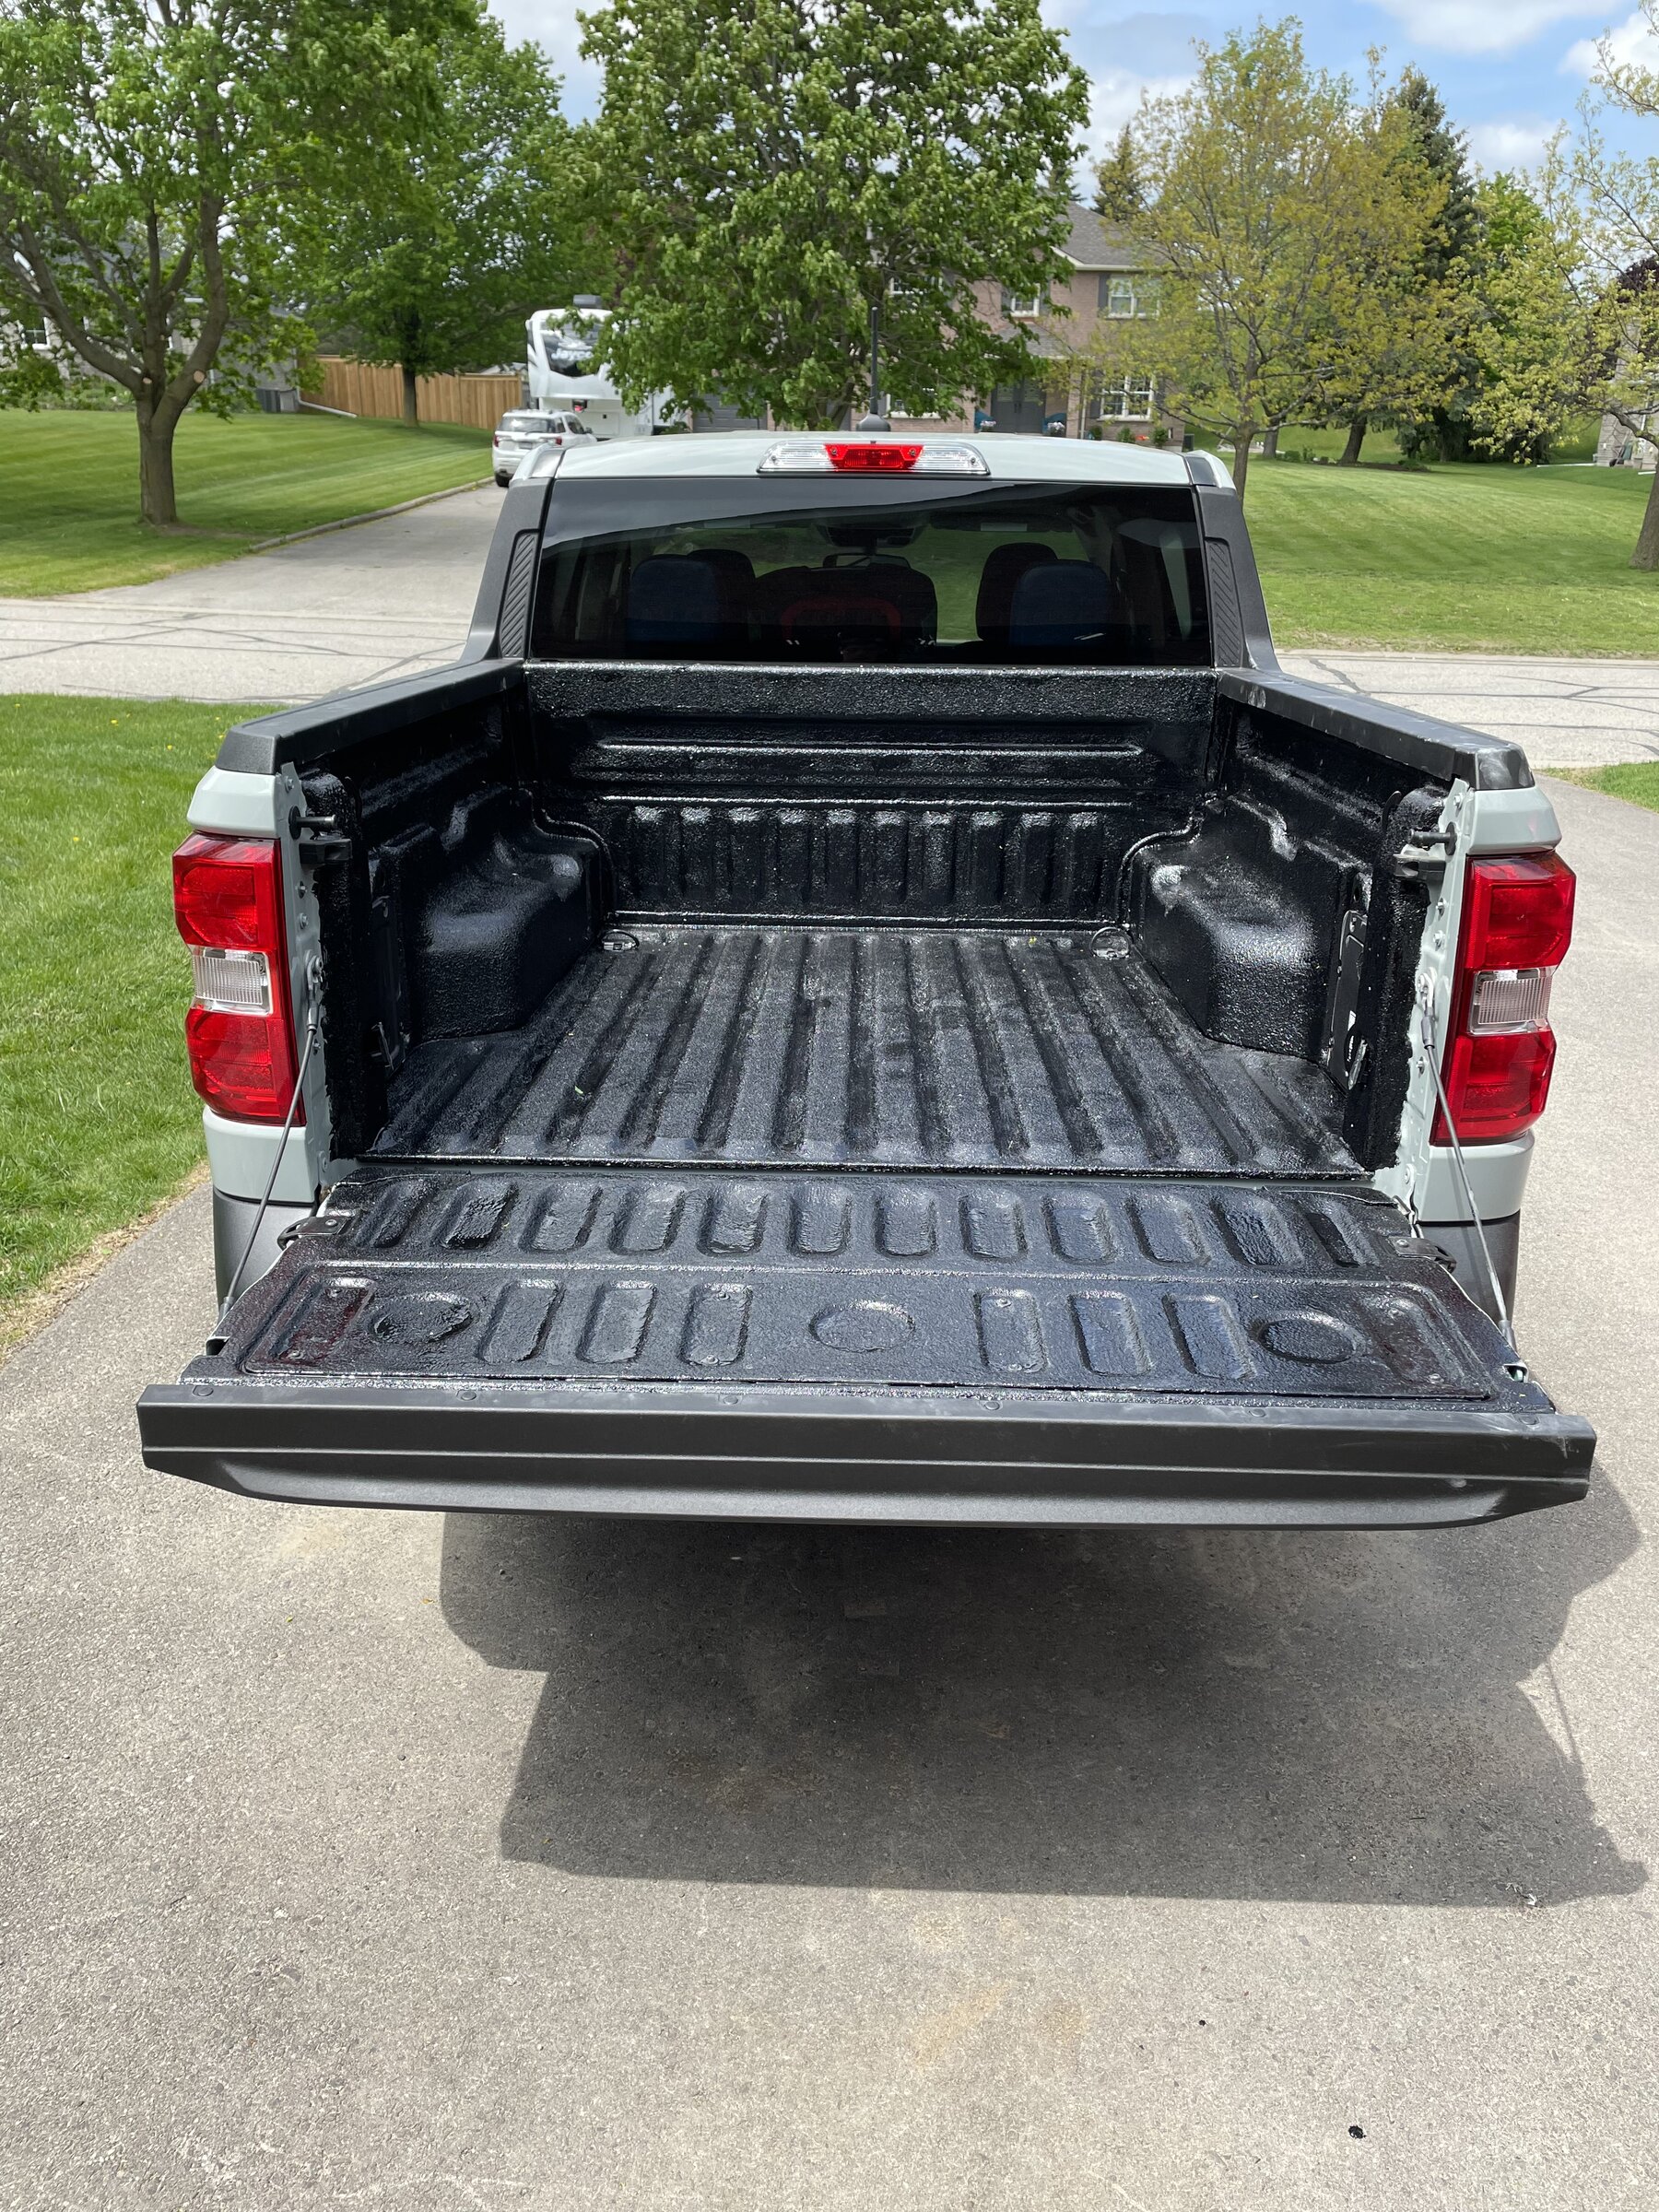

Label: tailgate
[137,1167,1594,1527]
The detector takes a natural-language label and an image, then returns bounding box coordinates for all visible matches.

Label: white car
[491,409,594,486]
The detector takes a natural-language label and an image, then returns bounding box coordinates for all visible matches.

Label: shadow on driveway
[441,1475,1644,1905]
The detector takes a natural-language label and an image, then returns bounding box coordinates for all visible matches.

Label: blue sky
[488,0,1655,170]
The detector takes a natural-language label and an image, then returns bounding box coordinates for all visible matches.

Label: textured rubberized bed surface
[210,1166,1510,1406]
[373,926,1354,1177]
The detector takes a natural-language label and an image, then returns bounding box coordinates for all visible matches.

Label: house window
[1100,276,1159,318]
[1092,375,1155,421]
[1004,290,1045,320]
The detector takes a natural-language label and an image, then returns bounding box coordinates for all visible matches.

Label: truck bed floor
[372,925,1355,1178]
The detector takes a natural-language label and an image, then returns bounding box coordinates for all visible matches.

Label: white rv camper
[525,300,678,440]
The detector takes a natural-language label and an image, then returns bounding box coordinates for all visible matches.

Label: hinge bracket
[1321,894,1370,1090]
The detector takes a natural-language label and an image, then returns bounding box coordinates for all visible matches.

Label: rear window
[529,480,1209,665]
[500,413,554,433]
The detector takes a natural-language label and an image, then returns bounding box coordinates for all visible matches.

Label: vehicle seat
[1006,559,1124,656]
[696,547,757,602]
[871,562,937,647]
[756,564,934,658]
[625,553,750,653]
[975,541,1057,647]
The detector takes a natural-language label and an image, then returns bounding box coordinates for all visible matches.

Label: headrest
[625,554,732,648]
[975,541,1057,641]
[757,563,935,653]
[1006,559,1115,651]
[695,547,756,587]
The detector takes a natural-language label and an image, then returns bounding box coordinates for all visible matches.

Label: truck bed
[142,460,1595,1530]
[372,923,1355,1178]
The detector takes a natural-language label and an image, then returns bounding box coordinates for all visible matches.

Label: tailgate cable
[1417,982,1514,1348]
[220,959,322,1317]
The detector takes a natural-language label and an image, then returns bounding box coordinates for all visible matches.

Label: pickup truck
[136,432,1594,1527]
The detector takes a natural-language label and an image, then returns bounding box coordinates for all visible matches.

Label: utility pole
[855,218,889,432]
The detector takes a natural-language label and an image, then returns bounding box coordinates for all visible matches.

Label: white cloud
[1056,8,1211,76]
[1085,66,1194,148]
[488,0,601,112]
[1564,6,1656,75]
[1041,5,1203,155]
[1465,115,1558,166]
[1368,0,1606,56]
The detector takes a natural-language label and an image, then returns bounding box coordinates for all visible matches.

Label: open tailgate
[137,1166,1594,1527]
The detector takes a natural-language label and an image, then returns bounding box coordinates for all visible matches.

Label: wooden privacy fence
[303,356,526,429]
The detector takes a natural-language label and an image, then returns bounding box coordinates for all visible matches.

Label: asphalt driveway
[0,488,499,705]
[3,773,1655,2209]
[1286,650,1659,769]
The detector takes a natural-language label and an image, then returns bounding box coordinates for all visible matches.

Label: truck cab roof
[539,431,1218,488]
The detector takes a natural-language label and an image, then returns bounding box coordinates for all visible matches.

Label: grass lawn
[0,694,265,1340]
[1247,457,1659,657]
[1261,423,1405,465]
[0,406,489,596]
[1542,762,1659,812]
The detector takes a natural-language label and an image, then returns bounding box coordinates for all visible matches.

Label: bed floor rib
[373,924,1356,1179]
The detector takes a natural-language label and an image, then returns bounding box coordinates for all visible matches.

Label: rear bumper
[136,1381,1594,1529]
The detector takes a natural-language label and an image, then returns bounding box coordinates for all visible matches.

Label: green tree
[1388,70,1484,465]
[1457,167,1590,469]
[316,18,592,425]
[1093,124,1144,224]
[1304,65,1459,466]
[1395,66,1480,271]
[1081,22,1436,495]
[0,0,464,525]
[578,0,1089,429]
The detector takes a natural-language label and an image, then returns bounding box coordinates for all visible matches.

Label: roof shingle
[1063,202,1145,271]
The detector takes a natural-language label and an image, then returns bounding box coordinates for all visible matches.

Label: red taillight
[825,442,923,472]
[173,830,284,950]
[1460,850,1575,971]
[1434,851,1574,1145]
[172,831,300,1123]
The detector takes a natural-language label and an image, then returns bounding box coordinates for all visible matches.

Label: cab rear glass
[528,480,1210,666]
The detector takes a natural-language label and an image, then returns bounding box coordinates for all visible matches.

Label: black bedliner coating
[371,925,1356,1179]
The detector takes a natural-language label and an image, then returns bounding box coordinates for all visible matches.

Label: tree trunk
[1230,420,1253,497]
[1261,425,1278,458]
[402,365,419,426]
[136,401,179,526]
[1338,414,1369,467]
[1631,461,1659,571]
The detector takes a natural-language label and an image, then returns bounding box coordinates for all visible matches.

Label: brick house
[888,201,1171,442]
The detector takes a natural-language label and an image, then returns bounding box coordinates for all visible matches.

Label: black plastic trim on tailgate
[135,1380,1592,1526]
